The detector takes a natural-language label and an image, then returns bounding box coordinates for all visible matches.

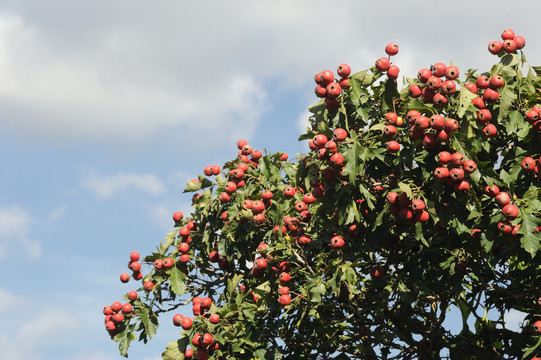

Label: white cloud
[17,308,81,344]
[82,169,166,199]
[0,288,27,315]
[0,0,540,151]
[48,205,67,223]
[0,204,41,259]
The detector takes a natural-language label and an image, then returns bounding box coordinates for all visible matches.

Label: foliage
[104,33,541,359]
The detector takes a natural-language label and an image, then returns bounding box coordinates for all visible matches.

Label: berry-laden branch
[104,28,541,360]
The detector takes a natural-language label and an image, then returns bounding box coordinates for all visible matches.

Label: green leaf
[169,266,187,296]
[115,328,137,358]
[138,305,158,340]
[310,282,326,303]
[342,141,366,183]
[497,83,518,122]
[457,86,478,118]
[522,335,541,359]
[517,211,541,257]
[398,182,413,199]
[162,337,189,360]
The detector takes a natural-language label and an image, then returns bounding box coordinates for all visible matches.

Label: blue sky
[1,1,540,359]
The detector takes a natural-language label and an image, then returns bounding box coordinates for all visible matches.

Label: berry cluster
[488,28,526,55]
[433,151,477,193]
[314,64,352,110]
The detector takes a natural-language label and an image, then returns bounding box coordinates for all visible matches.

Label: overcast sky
[1,1,540,359]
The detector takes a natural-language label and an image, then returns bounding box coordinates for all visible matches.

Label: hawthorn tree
[104,29,541,359]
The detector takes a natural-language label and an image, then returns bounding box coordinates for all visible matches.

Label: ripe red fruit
[501,28,515,40]
[502,204,519,220]
[122,303,133,314]
[422,133,437,149]
[324,97,339,110]
[489,75,505,89]
[485,184,500,197]
[127,291,138,301]
[154,259,164,270]
[387,65,400,80]
[130,251,140,262]
[111,301,122,313]
[203,165,213,176]
[441,80,457,95]
[163,257,174,269]
[279,272,291,284]
[129,261,141,272]
[326,82,342,98]
[330,153,344,166]
[279,294,291,306]
[416,69,431,83]
[433,93,448,107]
[144,281,154,291]
[521,157,536,171]
[526,109,539,123]
[236,139,248,149]
[453,180,470,193]
[498,221,513,234]
[333,128,347,142]
[449,168,465,182]
[314,85,327,98]
[437,151,451,165]
[386,140,400,153]
[209,314,220,324]
[319,70,335,85]
[330,235,345,249]
[514,35,526,49]
[173,314,184,327]
[339,77,350,89]
[211,165,221,175]
[120,273,130,283]
[483,88,500,103]
[502,39,517,53]
[254,258,267,271]
[429,115,445,130]
[464,82,478,94]
[488,41,503,55]
[411,199,425,212]
[462,160,477,174]
[427,76,442,90]
[284,186,296,197]
[370,267,385,280]
[477,109,492,123]
[182,317,193,330]
[434,167,450,180]
[444,118,459,133]
[533,320,541,333]
[172,211,184,223]
[385,112,398,125]
[112,313,124,323]
[449,152,464,168]
[224,181,237,194]
[431,63,447,77]
[414,210,430,223]
[375,57,391,72]
[132,271,143,280]
[476,75,490,89]
[415,115,429,129]
[337,63,351,78]
[408,84,422,98]
[385,43,399,56]
[483,124,497,138]
[495,192,511,207]
[444,66,459,80]
[406,111,420,125]
[178,242,189,254]
[179,254,190,263]
[384,125,397,137]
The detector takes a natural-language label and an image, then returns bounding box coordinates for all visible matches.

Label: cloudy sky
[1,1,540,359]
